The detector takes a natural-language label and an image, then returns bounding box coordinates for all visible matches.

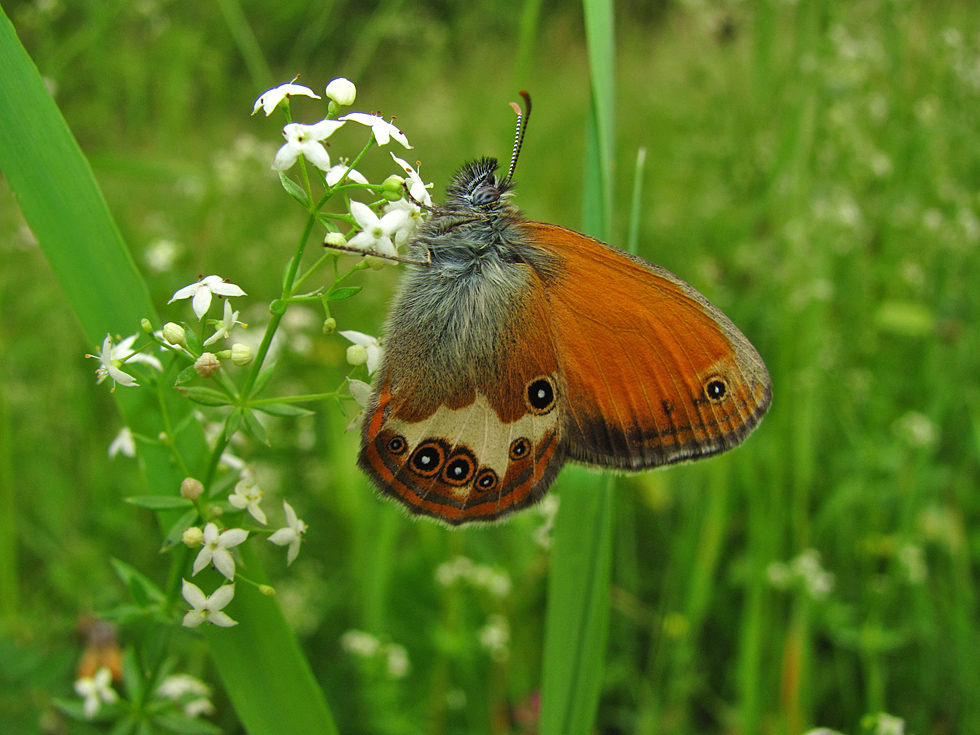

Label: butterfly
[355,93,771,525]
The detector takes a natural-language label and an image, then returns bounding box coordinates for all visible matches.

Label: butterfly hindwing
[358,274,567,525]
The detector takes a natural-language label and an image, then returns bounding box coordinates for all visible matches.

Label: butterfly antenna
[505,91,531,184]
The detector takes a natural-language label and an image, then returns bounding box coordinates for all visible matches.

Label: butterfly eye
[472,184,500,205]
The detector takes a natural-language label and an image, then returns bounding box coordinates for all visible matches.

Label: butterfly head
[444,157,514,215]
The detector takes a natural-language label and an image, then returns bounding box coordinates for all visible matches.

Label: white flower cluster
[766,548,836,601]
[340,630,411,679]
[253,78,433,260]
[435,556,512,598]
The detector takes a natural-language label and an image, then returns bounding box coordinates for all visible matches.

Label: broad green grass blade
[539,1,617,733]
[0,11,335,734]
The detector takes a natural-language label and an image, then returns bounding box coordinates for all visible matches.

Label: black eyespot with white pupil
[704,377,729,402]
[475,468,499,493]
[386,435,407,456]
[409,440,448,477]
[509,437,531,461]
[441,448,476,487]
[525,376,556,415]
[472,184,500,205]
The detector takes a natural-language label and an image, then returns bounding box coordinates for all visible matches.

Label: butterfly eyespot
[704,377,729,402]
[386,435,408,456]
[509,437,531,460]
[409,439,449,478]
[474,467,499,493]
[441,447,477,487]
[472,184,500,205]
[525,376,556,415]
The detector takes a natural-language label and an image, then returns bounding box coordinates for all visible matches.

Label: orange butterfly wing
[523,221,771,469]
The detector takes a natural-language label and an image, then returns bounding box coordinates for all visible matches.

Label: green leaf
[152,713,223,735]
[327,286,362,301]
[161,508,200,553]
[242,409,269,445]
[175,365,197,386]
[315,212,340,232]
[125,495,194,510]
[110,558,165,605]
[184,328,204,355]
[178,387,233,407]
[251,362,277,396]
[0,12,336,733]
[279,172,310,207]
[225,407,244,439]
[252,402,315,417]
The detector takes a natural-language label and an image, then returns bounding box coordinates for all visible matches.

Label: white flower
[108,427,136,458]
[252,82,320,116]
[340,629,379,657]
[340,331,382,374]
[74,667,118,718]
[340,112,411,148]
[228,478,267,525]
[345,378,372,432]
[169,275,247,321]
[347,201,407,257]
[87,334,140,390]
[478,614,510,662]
[192,522,248,580]
[181,580,238,628]
[325,77,356,106]
[157,673,211,700]
[385,644,410,678]
[390,153,432,207]
[272,119,345,172]
[268,500,308,565]
[326,161,369,188]
[113,333,164,371]
[204,299,245,346]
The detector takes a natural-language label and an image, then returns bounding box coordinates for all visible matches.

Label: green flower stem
[250,390,346,406]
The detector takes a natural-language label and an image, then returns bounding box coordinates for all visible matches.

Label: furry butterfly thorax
[357,104,772,526]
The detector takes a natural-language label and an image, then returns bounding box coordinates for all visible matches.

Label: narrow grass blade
[0,11,335,734]
[539,1,617,731]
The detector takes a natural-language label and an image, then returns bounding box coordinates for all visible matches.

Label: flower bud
[346,344,368,367]
[182,526,204,547]
[141,318,154,334]
[231,343,253,366]
[365,256,388,271]
[322,317,337,335]
[181,477,205,500]
[194,352,220,378]
[163,322,186,346]
[325,77,356,106]
[259,585,276,597]
[381,175,405,201]
[324,232,347,248]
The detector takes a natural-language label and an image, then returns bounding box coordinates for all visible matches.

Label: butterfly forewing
[523,222,772,470]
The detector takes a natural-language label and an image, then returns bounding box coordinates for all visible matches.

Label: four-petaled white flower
[269,500,308,565]
[273,120,345,172]
[181,580,238,628]
[228,478,267,525]
[347,201,407,258]
[340,331,382,374]
[340,112,411,148]
[252,82,321,116]
[87,334,140,390]
[169,275,247,321]
[192,522,248,580]
[345,378,372,432]
[204,299,245,346]
[74,667,118,718]
[108,427,136,458]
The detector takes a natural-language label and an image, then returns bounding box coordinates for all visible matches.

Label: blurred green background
[2,0,980,733]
